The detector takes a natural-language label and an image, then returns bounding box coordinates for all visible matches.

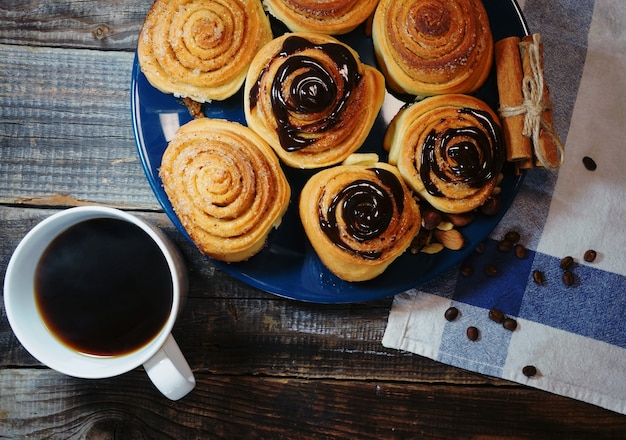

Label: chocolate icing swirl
[419,108,504,197]
[249,35,362,152]
[319,168,405,260]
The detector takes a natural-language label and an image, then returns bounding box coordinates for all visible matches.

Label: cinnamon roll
[264,0,380,35]
[372,0,494,97]
[244,33,386,169]
[138,0,272,102]
[299,162,420,282]
[384,94,504,214]
[159,118,291,262]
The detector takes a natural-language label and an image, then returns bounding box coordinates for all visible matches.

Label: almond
[420,242,444,254]
[436,221,454,231]
[446,212,475,227]
[433,229,465,250]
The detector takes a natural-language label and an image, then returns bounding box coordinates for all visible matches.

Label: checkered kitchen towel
[383,0,626,414]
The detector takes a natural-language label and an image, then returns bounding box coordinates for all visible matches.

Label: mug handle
[143,334,196,400]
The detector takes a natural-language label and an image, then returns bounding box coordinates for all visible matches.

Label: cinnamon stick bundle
[495,33,564,171]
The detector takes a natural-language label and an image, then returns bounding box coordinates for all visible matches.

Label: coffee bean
[475,242,486,254]
[584,249,597,262]
[582,156,597,171]
[488,308,505,324]
[466,326,479,341]
[444,307,459,322]
[480,196,501,216]
[497,239,513,253]
[562,270,575,286]
[422,209,443,230]
[459,265,473,277]
[504,231,521,243]
[522,365,537,377]
[484,264,499,277]
[560,256,574,271]
[532,270,545,285]
[503,318,518,331]
[514,243,527,259]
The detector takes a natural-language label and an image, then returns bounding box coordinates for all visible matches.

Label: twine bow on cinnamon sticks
[495,33,564,171]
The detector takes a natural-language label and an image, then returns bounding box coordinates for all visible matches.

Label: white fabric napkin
[383,0,626,414]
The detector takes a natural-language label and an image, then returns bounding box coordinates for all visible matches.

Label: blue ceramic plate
[131,0,529,303]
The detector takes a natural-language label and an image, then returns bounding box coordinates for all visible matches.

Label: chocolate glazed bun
[384,94,504,214]
[138,0,272,102]
[244,33,385,169]
[264,0,380,35]
[299,162,420,282]
[372,0,494,97]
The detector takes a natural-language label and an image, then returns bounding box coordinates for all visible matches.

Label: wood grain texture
[0,0,151,51]
[2,369,625,439]
[0,44,159,209]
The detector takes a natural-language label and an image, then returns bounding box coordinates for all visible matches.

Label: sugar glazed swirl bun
[160,118,291,262]
[299,163,420,282]
[264,0,381,35]
[372,0,494,97]
[244,33,386,169]
[385,94,504,214]
[138,0,272,102]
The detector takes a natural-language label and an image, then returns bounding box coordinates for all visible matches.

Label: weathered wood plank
[0,0,152,51]
[0,44,159,209]
[1,294,497,384]
[1,369,625,439]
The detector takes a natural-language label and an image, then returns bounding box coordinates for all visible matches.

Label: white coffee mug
[4,206,196,400]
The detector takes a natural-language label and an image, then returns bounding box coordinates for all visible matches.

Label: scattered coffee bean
[484,264,499,277]
[497,239,513,253]
[562,270,575,286]
[411,228,432,251]
[488,308,505,324]
[584,249,597,262]
[532,269,545,285]
[522,365,537,377]
[582,156,597,171]
[444,306,459,322]
[559,255,574,271]
[475,242,486,254]
[459,265,474,277]
[480,196,501,216]
[422,209,443,231]
[514,243,527,259]
[503,318,518,331]
[504,231,521,243]
[466,326,479,341]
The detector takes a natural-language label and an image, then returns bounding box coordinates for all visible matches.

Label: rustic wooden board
[0,44,160,209]
[0,0,151,51]
[1,369,625,439]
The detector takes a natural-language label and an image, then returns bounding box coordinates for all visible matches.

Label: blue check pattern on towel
[383,0,626,415]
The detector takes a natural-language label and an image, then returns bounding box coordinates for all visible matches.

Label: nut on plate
[433,229,465,251]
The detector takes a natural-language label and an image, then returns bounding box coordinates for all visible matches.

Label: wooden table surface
[1,1,626,438]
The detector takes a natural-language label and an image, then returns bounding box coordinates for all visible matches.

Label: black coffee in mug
[35,218,173,357]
